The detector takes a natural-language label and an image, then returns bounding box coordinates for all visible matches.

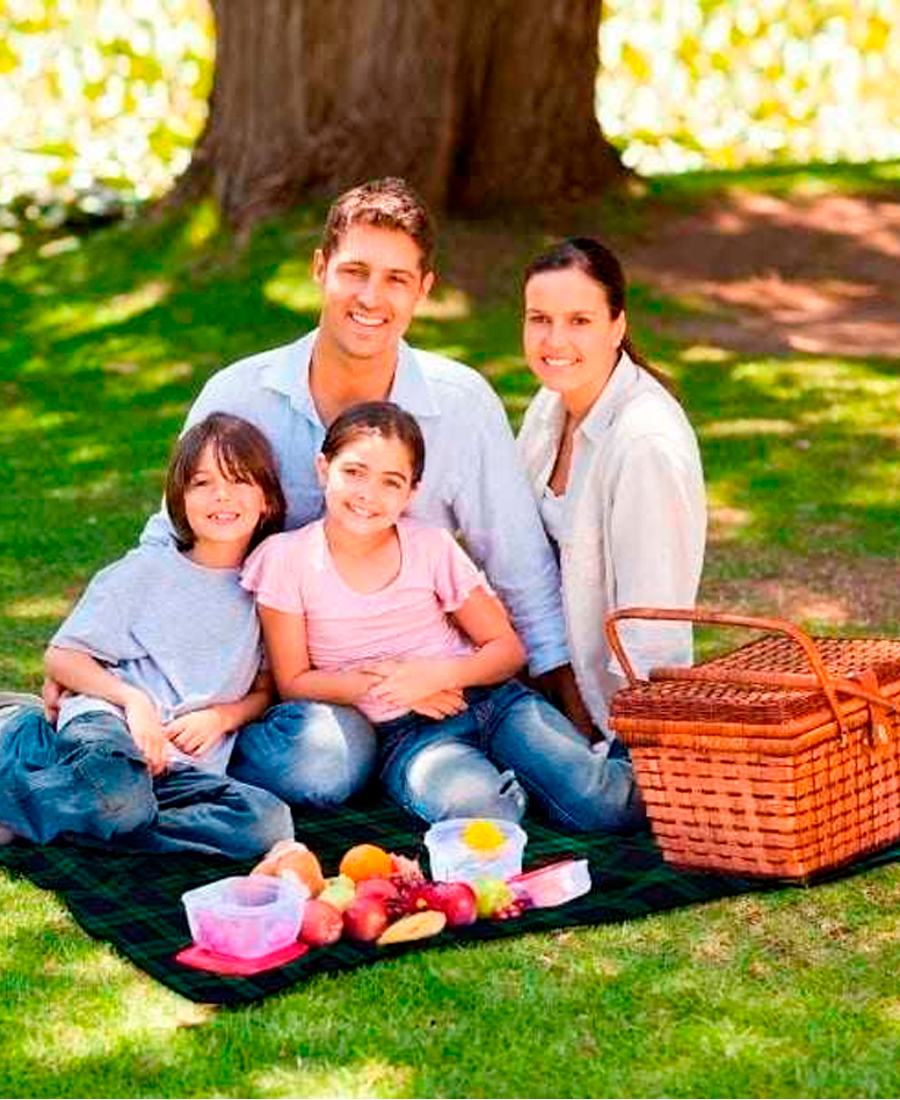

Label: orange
[339,843,393,883]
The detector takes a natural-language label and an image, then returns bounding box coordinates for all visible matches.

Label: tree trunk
[169,0,624,228]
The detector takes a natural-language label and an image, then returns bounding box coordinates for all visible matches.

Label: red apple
[343,896,390,942]
[355,877,400,904]
[299,899,344,947]
[408,881,478,927]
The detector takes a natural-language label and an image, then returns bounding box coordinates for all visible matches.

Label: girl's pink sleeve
[431,528,494,612]
[240,534,305,615]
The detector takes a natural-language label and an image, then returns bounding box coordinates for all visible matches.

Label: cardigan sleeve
[606,432,706,678]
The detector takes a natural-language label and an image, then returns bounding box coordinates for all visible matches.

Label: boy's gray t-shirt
[51,543,263,774]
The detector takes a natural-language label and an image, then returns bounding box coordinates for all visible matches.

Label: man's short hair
[321,177,435,273]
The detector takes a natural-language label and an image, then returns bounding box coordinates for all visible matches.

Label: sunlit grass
[2,164,900,1097]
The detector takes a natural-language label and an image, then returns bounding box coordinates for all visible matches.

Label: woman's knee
[394,741,528,824]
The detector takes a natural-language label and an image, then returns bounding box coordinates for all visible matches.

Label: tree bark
[168,0,624,228]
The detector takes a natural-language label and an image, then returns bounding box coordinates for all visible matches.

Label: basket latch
[857,668,892,747]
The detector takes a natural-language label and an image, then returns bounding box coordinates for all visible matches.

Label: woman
[517,237,706,737]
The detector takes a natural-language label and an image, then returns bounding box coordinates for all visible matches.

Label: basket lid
[610,633,900,728]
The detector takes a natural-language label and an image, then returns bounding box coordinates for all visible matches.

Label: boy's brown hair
[166,413,286,552]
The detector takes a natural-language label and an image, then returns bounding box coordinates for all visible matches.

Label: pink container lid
[508,859,591,908]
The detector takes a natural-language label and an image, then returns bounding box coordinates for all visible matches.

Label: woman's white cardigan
[516,352,707,731]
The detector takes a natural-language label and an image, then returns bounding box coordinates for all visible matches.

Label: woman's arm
[162,670,275,757]
[366,586,526,712]
[43,645,169,774]
[258,604,381,705]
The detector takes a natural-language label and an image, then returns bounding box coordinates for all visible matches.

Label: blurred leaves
[1,0,899,225]
[1,0,212,213]
[598,0,900,173]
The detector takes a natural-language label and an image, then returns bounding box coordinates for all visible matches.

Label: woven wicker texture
[607,609,900,879]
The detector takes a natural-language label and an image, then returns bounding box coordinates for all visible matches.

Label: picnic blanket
[3,795,899,1006]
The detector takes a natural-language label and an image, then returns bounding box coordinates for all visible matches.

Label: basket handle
[603,606,873,742]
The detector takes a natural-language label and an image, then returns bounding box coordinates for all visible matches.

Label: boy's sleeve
[50,554,146,663]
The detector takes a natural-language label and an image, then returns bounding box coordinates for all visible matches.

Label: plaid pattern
[2,794,897,1006]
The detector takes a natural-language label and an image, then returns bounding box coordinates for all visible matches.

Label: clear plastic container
[509,859,591,908]
[424,818,527,883]
[181,874,307,959]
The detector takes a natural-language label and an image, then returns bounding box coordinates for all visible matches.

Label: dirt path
[625,189,900,360]
[622,189,900,627]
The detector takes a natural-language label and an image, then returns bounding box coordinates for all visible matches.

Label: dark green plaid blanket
[2,796,897,1006]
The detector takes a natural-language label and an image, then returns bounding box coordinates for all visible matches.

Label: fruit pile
[252,839,527,950]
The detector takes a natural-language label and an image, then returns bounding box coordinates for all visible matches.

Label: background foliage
[2,0,899,237]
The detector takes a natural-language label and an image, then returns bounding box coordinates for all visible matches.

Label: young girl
[0,413,294,858]
[241,401,643,831]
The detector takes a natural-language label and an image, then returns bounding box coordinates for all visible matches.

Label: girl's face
[317,432,416,538]
[183,442,267,558]
[523,267,626,414]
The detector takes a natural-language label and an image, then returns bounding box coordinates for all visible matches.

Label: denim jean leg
[379,710,527,825]
[131,765,294,858]
[229,700,377,807]
[47,712,157,842]
[485,682,646,833]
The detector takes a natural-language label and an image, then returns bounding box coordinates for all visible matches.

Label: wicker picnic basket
[606,608,900,880]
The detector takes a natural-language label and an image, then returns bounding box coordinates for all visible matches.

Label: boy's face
[313,224,434,368]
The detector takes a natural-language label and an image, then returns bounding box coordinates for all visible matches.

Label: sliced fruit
[376,910,447,946]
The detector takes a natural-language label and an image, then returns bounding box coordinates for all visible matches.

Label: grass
[3,163,900,1097]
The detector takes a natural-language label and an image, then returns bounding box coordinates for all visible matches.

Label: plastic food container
[181,874,308,959]
[509,859,591,908]
[424,818,527,883]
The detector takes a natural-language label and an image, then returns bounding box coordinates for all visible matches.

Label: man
[100,178,571,805]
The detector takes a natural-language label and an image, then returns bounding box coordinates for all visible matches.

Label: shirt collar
[578,350,640,444]
[260,332,320,422]
[528,350,639,444]
[259,330,440,421]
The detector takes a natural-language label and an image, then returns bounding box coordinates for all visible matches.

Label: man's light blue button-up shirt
[142,331,568,675]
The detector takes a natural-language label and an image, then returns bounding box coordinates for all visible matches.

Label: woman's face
[523,267,626,413]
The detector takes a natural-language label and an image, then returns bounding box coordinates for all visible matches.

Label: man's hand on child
[163,709,225,757]
[123,691,169,776]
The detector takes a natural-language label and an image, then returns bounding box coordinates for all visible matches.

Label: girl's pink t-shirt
[241,518,489,721]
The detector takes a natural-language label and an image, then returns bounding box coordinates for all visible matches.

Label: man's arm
[451,385,569,677]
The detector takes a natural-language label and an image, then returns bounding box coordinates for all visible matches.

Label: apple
[343,896,390,942]
[410,881,478,927]
[319,874,356,912]
[299,899,343,947]
[355,877,400,904]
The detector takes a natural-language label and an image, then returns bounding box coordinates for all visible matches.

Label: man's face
[313,224,434,367]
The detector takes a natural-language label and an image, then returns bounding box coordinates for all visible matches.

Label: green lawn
[3,167,900,1098]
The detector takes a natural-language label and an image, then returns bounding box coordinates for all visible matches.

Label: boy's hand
[42,676,69,726]
[163,708,226,758]
[123,692,169,776]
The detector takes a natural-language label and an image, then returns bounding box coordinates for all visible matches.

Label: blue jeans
[229,700,378,807]
[377,680,645,832]
[0,705,293,859]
